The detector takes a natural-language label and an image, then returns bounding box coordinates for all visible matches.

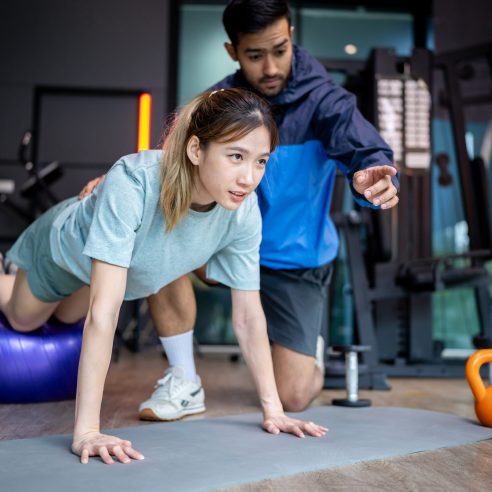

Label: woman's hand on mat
[78,175,105,199]
[262,413,328,438]
[72,431,145,464]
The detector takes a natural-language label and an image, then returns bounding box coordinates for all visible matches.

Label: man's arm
[353,165,399,210]
[313,80,399,208]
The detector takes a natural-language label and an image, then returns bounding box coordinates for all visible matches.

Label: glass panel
[178,4,236,106]
[432,288,480,349]
[432,116,468,255]
[299,8,413,60]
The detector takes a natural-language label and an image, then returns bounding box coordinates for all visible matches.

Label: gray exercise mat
[1,406,491,491]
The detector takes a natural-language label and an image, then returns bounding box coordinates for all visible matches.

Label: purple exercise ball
[0,313,84,403]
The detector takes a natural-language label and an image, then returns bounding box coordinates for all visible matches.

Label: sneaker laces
[151,368,188,400]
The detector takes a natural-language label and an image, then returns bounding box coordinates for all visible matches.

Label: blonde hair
[160,88,278,231]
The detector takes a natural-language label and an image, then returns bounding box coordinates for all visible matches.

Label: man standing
[137,0,398,418]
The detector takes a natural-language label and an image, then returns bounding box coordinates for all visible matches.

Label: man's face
[225,17,294,97]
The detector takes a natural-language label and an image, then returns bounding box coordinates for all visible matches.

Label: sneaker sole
[139,405,206,422]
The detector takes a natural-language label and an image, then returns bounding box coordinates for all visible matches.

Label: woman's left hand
[263,412,328,438]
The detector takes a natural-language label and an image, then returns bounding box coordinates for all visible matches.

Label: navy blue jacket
[211,46,395,269]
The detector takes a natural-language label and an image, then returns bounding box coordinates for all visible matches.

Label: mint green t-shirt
[49,150,261,300]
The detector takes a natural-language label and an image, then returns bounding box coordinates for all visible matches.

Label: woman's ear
[186,135,201,166]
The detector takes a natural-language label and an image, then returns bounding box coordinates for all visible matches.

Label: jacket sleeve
[313,80,398,208]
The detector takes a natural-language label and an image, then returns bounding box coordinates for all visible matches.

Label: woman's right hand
[78,175,105,199]
[72,431,145,464]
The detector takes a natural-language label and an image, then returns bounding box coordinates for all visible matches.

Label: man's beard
[256,75,286,96]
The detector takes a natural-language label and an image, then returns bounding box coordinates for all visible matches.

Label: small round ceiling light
[344,44,358,55]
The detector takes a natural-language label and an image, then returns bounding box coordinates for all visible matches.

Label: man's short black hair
[223,0,291,46]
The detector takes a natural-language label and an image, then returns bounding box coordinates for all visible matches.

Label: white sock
[159,331,197,382]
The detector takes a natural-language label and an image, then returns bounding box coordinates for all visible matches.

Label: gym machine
[324,43,492,388]
[0,130,63,239]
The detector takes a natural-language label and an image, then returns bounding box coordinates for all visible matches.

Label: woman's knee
[2,269,54,331]
[6,308,43,332]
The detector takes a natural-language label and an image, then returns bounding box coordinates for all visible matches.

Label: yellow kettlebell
[466,349,492,427]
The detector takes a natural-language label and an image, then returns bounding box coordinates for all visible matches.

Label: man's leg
[147,275,196,338]
[272,343,324,412]
[147,274,197,381]
[147,266,219,380]
[260,264,332,412]
[139,275,205,421]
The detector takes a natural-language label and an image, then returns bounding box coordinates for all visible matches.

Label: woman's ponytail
[160,96,201,231]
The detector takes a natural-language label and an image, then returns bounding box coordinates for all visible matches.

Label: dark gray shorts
[260,262,333,357]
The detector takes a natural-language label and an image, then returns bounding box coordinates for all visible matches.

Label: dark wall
[433,0,492,53]
[432,0,491,123]
[0,0,172,244]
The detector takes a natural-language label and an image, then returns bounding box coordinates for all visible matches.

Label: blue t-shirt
[49,150,262,300]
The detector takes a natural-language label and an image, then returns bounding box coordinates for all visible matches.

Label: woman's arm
[230,289,328,438]
[71,259,144,464]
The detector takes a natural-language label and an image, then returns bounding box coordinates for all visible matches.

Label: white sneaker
[139,366,206,421]
[315,335,326,375]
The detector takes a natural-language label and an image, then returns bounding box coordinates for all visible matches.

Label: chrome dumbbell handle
[332,345,372,408]
[346,351,359,402]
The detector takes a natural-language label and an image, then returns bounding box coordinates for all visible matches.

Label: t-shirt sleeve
[206,197,262,291]
[83,161,144,268]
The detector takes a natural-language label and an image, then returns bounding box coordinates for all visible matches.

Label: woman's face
[188,125,271,211]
